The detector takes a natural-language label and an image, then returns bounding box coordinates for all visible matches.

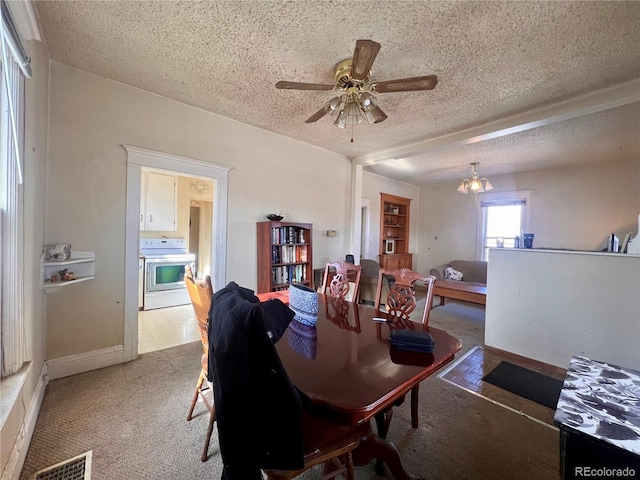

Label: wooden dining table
[275,293,462,480]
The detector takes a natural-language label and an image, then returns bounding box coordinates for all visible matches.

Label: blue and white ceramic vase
[289,283,318,325]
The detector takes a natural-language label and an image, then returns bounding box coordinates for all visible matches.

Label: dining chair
[208,283,360,480]
[320,261,363,303]
[184,265,216,462]
[373,267,436,438]
[374,267,436,327]
[263,408,359,480]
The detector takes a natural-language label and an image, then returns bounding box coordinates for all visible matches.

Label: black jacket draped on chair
[207,282,302,480]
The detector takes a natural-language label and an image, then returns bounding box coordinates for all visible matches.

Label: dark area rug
[482,361,564,409]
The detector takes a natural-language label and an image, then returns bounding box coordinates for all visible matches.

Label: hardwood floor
[438,344,567,427]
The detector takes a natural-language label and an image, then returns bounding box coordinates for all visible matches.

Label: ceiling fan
[275,39,437,140]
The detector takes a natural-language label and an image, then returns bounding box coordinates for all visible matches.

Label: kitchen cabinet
[140,171,177,231]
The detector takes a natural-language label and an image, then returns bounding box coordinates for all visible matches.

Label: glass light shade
[483,179,494,191]
[335,99,364,128]
[334,108,347,128]
[358,92,386,124]
[362,109,376,124]
[347,101,364,124]
[323,96,341,115]
[360,92,377,107]
[457,182,468,193]
[469,178,483,192]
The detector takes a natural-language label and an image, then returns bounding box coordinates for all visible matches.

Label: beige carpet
[19,301,559,480]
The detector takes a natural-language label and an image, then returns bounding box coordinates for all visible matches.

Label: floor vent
[34,451,92,480]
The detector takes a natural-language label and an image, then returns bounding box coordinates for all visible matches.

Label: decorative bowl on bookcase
[267,214,285,221]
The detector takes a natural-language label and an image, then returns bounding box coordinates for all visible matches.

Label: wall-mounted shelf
[42,251,95,293]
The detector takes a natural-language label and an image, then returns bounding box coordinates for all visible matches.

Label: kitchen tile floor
[138,304,200,354]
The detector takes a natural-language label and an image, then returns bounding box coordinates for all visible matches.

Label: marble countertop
[554,356,640,454]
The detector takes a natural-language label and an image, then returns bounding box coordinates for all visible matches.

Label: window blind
[480,198,526,207]
[0,1,31,78]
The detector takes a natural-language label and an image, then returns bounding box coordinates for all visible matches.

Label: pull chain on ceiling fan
[276,39,438,142]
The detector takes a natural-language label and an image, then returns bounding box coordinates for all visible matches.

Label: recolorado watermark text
[575,466,637,478]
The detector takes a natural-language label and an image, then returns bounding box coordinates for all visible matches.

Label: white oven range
[140,238,196,310]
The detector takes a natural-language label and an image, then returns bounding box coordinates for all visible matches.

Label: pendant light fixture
[457,162,493,194]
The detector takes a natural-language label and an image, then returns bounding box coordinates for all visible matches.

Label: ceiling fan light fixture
[276,39,438,138]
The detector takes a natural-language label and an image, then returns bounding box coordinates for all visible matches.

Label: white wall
[416,158,640,274]
[44,62,352,360]
[1,38,49,480]
[362,171,420,267]
[486,248,640,370]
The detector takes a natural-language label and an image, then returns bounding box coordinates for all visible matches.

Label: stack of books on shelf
[271,245,308,264]
[271,226,307,245]
[272,264,307,286]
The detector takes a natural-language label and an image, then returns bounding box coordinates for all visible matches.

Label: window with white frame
[1,1,31,377]
[477,190,531,261]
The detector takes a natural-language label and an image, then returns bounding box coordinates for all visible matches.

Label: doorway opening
[138,171,216,353]
[124,145,231,361]
[360,198,371,261]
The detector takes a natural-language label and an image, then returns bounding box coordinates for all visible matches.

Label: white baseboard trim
[1,363,47,480]
[46,345,126,381]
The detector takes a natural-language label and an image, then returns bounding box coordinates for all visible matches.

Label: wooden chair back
[320,261,363,302]
[374,268,436,326]
[185,265,216,461]
[184,265,213,353]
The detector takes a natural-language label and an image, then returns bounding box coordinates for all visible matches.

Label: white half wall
[485,248,640,370]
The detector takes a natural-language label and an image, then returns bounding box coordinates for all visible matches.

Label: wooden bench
[433,280,486,306]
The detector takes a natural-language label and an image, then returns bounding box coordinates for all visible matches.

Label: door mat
[482,361,564,410]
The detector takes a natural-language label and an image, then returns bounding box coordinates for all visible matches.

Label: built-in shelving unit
[42,251,95,293]
[257,221,313,293]
[379,193,413,270]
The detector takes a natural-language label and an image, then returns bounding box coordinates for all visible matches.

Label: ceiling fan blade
[351,39,381,81]
[305,107,328,123]
[373,106,387,124]
[276,81,334,91]
[374,75,438,93]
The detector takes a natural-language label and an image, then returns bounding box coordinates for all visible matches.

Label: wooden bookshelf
[257,221,313,293]
[379,193,413,270]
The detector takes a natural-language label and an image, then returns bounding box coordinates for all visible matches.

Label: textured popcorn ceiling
[35,0,640,185]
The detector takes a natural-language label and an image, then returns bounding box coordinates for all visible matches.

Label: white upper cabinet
[141,171,177,231]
